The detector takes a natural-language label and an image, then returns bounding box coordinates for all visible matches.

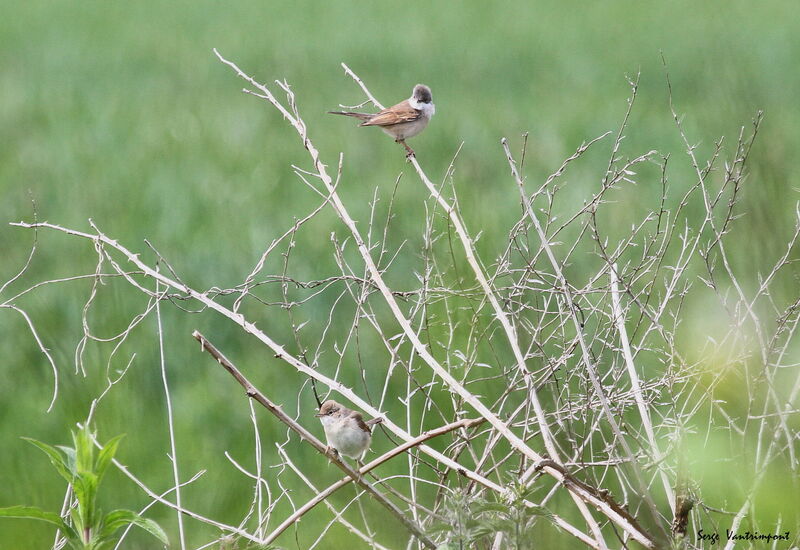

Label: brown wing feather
[350,412,373,433]
[360,101,421,127]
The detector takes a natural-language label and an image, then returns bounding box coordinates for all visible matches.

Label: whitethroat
[329,84,435,157]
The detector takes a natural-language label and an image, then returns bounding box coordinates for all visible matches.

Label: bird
[328,84,435,157]
[315,400,383,460]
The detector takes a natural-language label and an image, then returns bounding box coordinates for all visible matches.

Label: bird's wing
[360,101,421,127]
[351,412,374,433]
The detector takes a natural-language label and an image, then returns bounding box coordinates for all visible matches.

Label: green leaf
[73,427,95,474]
[22,437,74,484]
[470,524,496,540]
[73,471,99,530]
[427,522,455,534]
[472,501,509,514]
[490,517,515,531]
[57,445,78,476]
[464,518,483,530]
[95,434,124,484]
[91,539,118,550]
[0,505,79,539]
[85,526,122,550]
[100,509,168,545]
[69,507,85,542]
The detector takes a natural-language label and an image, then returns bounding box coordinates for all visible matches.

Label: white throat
[408,97,436,118]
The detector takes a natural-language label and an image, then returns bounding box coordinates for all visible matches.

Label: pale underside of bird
[329,84,435,157]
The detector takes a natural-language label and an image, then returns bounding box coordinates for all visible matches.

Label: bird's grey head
[316,400,341,417]
[412,84,432,104]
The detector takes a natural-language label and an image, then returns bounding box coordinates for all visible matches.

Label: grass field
[2,1,799,547]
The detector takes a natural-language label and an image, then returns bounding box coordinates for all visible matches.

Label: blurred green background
[2,1,799,547]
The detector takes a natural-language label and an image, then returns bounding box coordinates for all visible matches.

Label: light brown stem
[192,330,436,549]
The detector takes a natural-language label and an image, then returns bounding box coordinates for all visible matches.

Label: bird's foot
[397,139,415,159]
[325,446,339,460]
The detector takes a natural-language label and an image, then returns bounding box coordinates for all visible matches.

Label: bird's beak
[314,412,324,417]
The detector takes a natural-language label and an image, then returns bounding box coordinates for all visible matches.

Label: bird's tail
[328,111,373,121]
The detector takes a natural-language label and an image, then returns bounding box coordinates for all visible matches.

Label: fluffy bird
[315,400,382,460]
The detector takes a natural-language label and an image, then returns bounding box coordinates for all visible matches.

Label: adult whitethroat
[315,400,382,460]
[329,84,435,157]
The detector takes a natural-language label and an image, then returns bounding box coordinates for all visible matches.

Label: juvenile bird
[315,400,382,460]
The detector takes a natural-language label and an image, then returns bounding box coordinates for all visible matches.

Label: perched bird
[329,84,435,157]
[315,400,382,460]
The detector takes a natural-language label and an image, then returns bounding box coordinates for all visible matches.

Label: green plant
[0,426,168,549]
[431,483,549,549]
[217,534,279,550]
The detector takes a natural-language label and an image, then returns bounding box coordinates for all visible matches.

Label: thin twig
[192,330,436,549]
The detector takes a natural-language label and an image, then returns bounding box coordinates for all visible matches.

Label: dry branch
[191,330,435,549]
[212,49,658,549]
